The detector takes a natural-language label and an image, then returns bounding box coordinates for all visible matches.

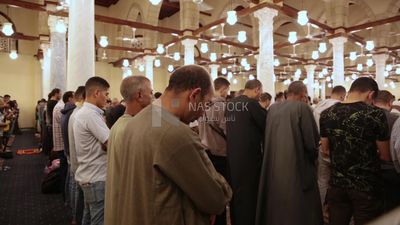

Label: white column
[305,65,316,99]
[144,56,155,86]
[48,16,67,92]
[329,37,347,87]
[321,80,326,100]
[372,54,388,89]
[67,0,95,91]
[254,8,278,97]
[182,39,197,65]
[209,64,219,81]
[41,44,51,99]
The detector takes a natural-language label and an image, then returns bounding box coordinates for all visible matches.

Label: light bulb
[274,58,280,67]
[127,68,132,76]
[1,22,14,36]
[99,36,108,48]
[233,78,238,84]
[237,31,247,43]
[297,10,309,26]
[326,76,331,82]
[288,31,297,44]
[366,58,373,67]
[227,72,233,80]
[149,0,162,5]
[226,11,237,25]
[240,58,247,66]
[357,63,363,71]
[318,72,323,78]
[249,74,255,80]
[122,59,130,67]
[312,51,319,60]
[331,75,334,80]
[349,52,357,61]
[168,64,174,72]
[318,42,327,53]
[396,67,400,75]
[173,52,180,61]
[386,64,393,71]
[154,59,161,67]
[295,68,301,77]
[384,71,389,77]
[244,64,250,71]
[322,68,328,75]
[200,43,208,53]
[384,83,389,88]
[156,44,165,54]
[192,0,203,4]
[9,50,18,60]
[221,68,227,75]
[345,76,351,82]
[303,79,308,85]
[138,64,145,72]
[210,52,217,62]
[55,19,67,33]
[351,73,357,80]
[365,40,374,51]
[328,83,332,88]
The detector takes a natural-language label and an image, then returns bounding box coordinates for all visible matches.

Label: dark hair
[154,92,162,99]
[165,65,212,97]
[48,88,61,99]
[4,94,10,98]
[85,76,110,96]
[275,92,284,101]
[214,77,230,91]
[62,91,74,103]
[260,92,272,102]
[375,90,395,104]
[8,100,16,108]
[287,81,307,95]
[75,86,86,100]
[349,77,379,99]
[245,79,262,90]
[331,85,346,95]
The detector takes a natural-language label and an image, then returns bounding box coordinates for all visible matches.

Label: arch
[0,10,17,32]
[217,0,249,19]
[125,3,144,21]
[350,0,376,20]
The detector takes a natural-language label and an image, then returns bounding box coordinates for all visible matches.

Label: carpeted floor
[0,129,71,225]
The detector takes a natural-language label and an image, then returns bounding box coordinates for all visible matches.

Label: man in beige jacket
[104,65,232,225]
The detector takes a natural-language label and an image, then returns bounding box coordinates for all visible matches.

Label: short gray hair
[120,76,150,102]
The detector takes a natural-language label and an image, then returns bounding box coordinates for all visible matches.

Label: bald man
[256,81,323,225]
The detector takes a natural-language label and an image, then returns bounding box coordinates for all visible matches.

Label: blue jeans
[80,181,105,225]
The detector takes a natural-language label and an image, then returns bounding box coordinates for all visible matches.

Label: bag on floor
[41,167,61,194]
[0,150,13,159]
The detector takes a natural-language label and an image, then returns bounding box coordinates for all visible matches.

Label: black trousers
[327,186,383,225]
[52,150,68,202]
[382,169,400,212]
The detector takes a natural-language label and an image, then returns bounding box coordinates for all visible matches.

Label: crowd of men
[41,64,400,225]
[0,94,21,154]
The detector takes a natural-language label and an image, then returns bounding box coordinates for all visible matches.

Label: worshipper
[259,92,272,109]
[198,77,230,225]
[3,94,10,104]
[237,89,245,96]
[110,98,119,107]
[367,207,400,225]
[320,77,391,225]
[154,91,162,99]
[68,86,86,225]
[104,65,231,225]
[74,77,110,225]
[313,85,346,213]
[256,81,323,225]
[226,79,267,225]
[374,91,400,212]
[43,88,61,155]
[275,91,285,103]
[105,103,125,129]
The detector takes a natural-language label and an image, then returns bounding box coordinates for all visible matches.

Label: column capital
[144,55,155,62]
[181,38,197,47]
[372,53,389,63]
[254,7,278,24]
[40,43,50,51]
[48,15,68,33]
[304,64,317,72]
[329,36,347,46]
[209,64,220,69]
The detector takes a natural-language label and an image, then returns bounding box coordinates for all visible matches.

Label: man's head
[163,65,213,124]
[85,76,110,109]
[111,98,119,107]
[331,85,346,101]
[62,91,75,104]
[49,88,61,101]
[348,77,379,104]
[374,90,395,111]
[3,94,10,103]
[259,92,272,109]
[286,81,308,102]
[120,76,153,110]
[275,92,285,102]
[154,92,162,99]
[0,97,4,110]
[74,86,86,102]
[214,77,230,98]
[243,79,263,100]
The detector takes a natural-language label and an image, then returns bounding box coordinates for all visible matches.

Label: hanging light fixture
[240,58,247,67]
[384,71,389,77]
[244,64,251,71]
[9,50,18,60]
[200,43,208,53]
[168,64,174,72]
[322,68,328,75]
[351,73,357,80]
[55,19,67,33]
[318,42,327,53]
[154,59,161,67]
[345,76,351,82]
[326,76,331,82]
[312,51,319,60]
[357,63,363,71]
[237,31,247,43]
[227,71,233,80]
[386,64,393,71]
[349,52,357,61]
[226,11,238,26]
[328,83,332,88]
[366,58,373,67]
[192,0,203,4]
[221,67,227,75]
[318,72,323,78]
[233,78,238,84]
[210,52,217,62]
[384,83,389,88]
[126,68,133,76]
[149,0,162,5]
[274,58,280,67]
[297,10,309,26]
[1,22,14,36]
[365,40,374,51]
[156,44,165,54]
[173,52,180,61]
[396,66,400,75]
[303,79,308,85]
[249,74,255,80]
[288,31,297,44]
[295,68,301,79]
[99,36,109,48]
[122,59,130,67]
[138,64,145,72]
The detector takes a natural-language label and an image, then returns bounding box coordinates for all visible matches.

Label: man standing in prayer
[320,77,391,225]
[198,77,230,225]
[74,77,110,225]
[104,65,231,225]
[226,79,267,225]
[259,92,272,110]
[256,81,323,225]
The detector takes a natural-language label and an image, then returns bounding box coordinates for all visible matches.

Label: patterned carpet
[0,129,71,225]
